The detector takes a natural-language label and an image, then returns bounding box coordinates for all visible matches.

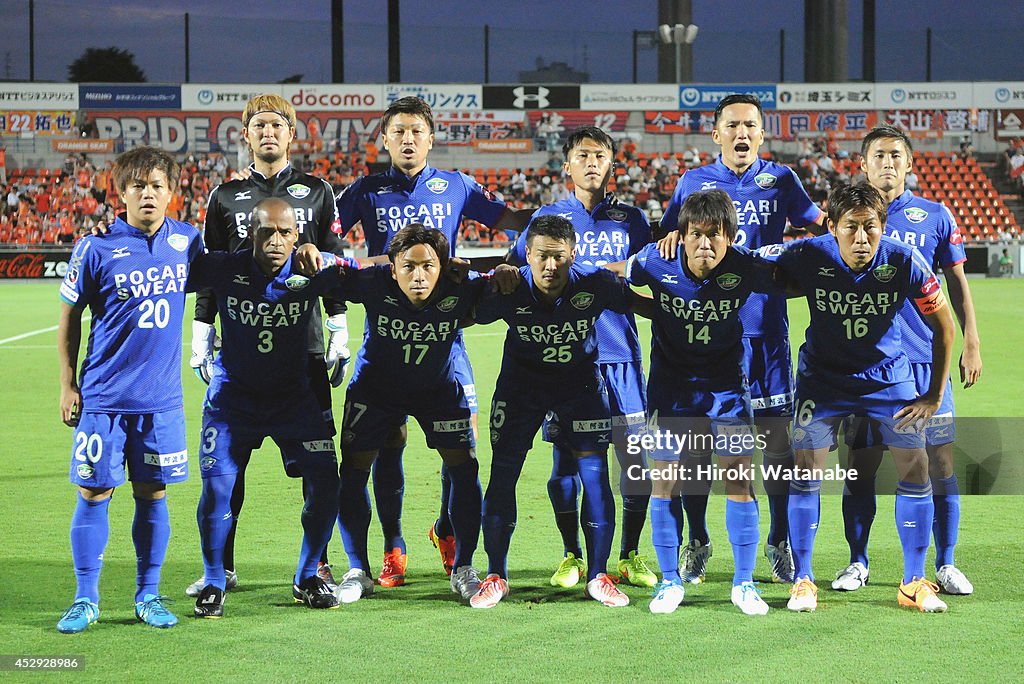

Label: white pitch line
[0,315,90,346]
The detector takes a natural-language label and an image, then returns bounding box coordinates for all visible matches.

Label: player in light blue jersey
[335,96,532,586]
[833,125,982,596]
[620,190,777,615]
[659,94,824,584]
[469,215,641,610]
[508,127,656,589]
[186,199,348,617]
[774,183,957,613]
[330,225,488,605]
[56,147,203,633]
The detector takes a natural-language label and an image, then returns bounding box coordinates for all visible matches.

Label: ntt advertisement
[0,83,78,110]
[678,84,777,111]
[974,82,1024,109]
[282,85,384,112]
[181,85,283,111]
[876,82,973,109]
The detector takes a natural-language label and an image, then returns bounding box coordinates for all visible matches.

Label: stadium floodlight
[658,23,699,84]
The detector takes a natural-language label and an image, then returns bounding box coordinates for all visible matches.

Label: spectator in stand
[1000,249,1014,276]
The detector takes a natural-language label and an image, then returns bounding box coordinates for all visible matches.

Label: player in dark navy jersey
[620,190,777,616]
[508,127,656,589]
[186,199,348,617]
[56,146,203,633]
[469,215,640,610]
[659,94,824,584]
[774,183,957,613]
[833,125,982,596]
[329,225,488,605]
[335,96,532,586]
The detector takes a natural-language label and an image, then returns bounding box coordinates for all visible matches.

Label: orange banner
[51,139,115,153]
[471,138,533,153]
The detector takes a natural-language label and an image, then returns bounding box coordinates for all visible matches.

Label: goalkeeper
[186,94,350,597]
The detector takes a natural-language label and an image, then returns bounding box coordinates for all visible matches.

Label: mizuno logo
[171,465,187,477]
[234,191,252,201]
[903,521,916,528]
[385,296,399,306]
[818,267,835,277]
[111,246,131,259]
[515,306,532,314]
[376,186,399,194]
[700,181,717,190]
[661,274,678,284]
[233,275,249,285]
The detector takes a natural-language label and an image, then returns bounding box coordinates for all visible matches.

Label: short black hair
[713,94,763,127]
[381,96,435,135]
[860,123,913,158]
[676,189,739,242]
[827,182,887,228]
[562,126,616,160]
[526,214,576,247]
[386,223,450,269]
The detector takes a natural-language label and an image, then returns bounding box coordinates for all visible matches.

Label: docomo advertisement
[91,111,382,153]
[281,85,384,112]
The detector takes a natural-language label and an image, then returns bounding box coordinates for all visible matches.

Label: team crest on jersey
[168,234,189,252]
[77,464,94,479]
[287,183,311,199]
[342,431,356,445]
[716,273,742,290]
[873,264,897,283]
[285,274,310,291]
[570,292,594,310]
[754,173,776,190]
[426,178,449,194]
[904,207,928,224]
[200,456,216,471]
[436,295,459,312]
[606,208,628,222]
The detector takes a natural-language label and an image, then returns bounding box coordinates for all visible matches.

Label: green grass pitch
[0,278,1022,682]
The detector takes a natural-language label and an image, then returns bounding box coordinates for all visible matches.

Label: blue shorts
[491,369,611,455]
[451,334,478,413]
[646,375,756,461]
[70,409,188,488]
[742,335,794,417]
[844,363,956,449]
[200,391,336,479]
[793,356,925,451]
[341,380,475,453]
[547,361,647,450]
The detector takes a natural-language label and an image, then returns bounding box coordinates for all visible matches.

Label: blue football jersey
[58,217,203,413]
[187,251,350,400]
[343,266,488,397]
[882,191,967,364]
[473,264,632,382]
[335,164,509,256]
[510,195,651,364]
[661,157,822,339]
[775,234,943,379]
[625,243,776,383]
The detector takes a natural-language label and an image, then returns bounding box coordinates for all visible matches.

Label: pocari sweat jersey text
[335,164,509,256]
[511,195,651,364]
[661,157,822,338]
[881,190,966,364]
[774,234,945,382]
[626,243,777,383]
[59,217,203,413]
[474,264,632,383]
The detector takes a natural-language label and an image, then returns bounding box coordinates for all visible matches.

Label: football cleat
[550,552,585,588]
[585,573,629,607]
[317,562,338,592]
[649,580,685,614]
[831,562,870,591]
[56,598,99,634]
[293,575,340,609]
[428,524,456,576]
[186,569,237,598]
[680,539,712,584]
[135,594,179,628]
[787,578,818,612]
[336,568,374,604]
[377,548,408,588]
[193,585,225,619]
[731,581,770,616]
[898,578,948,613]
[765,541,795,583]
[935,565,974,595]
[470,574,509,609]
[450,565,483,600]
[617,551,658,588]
